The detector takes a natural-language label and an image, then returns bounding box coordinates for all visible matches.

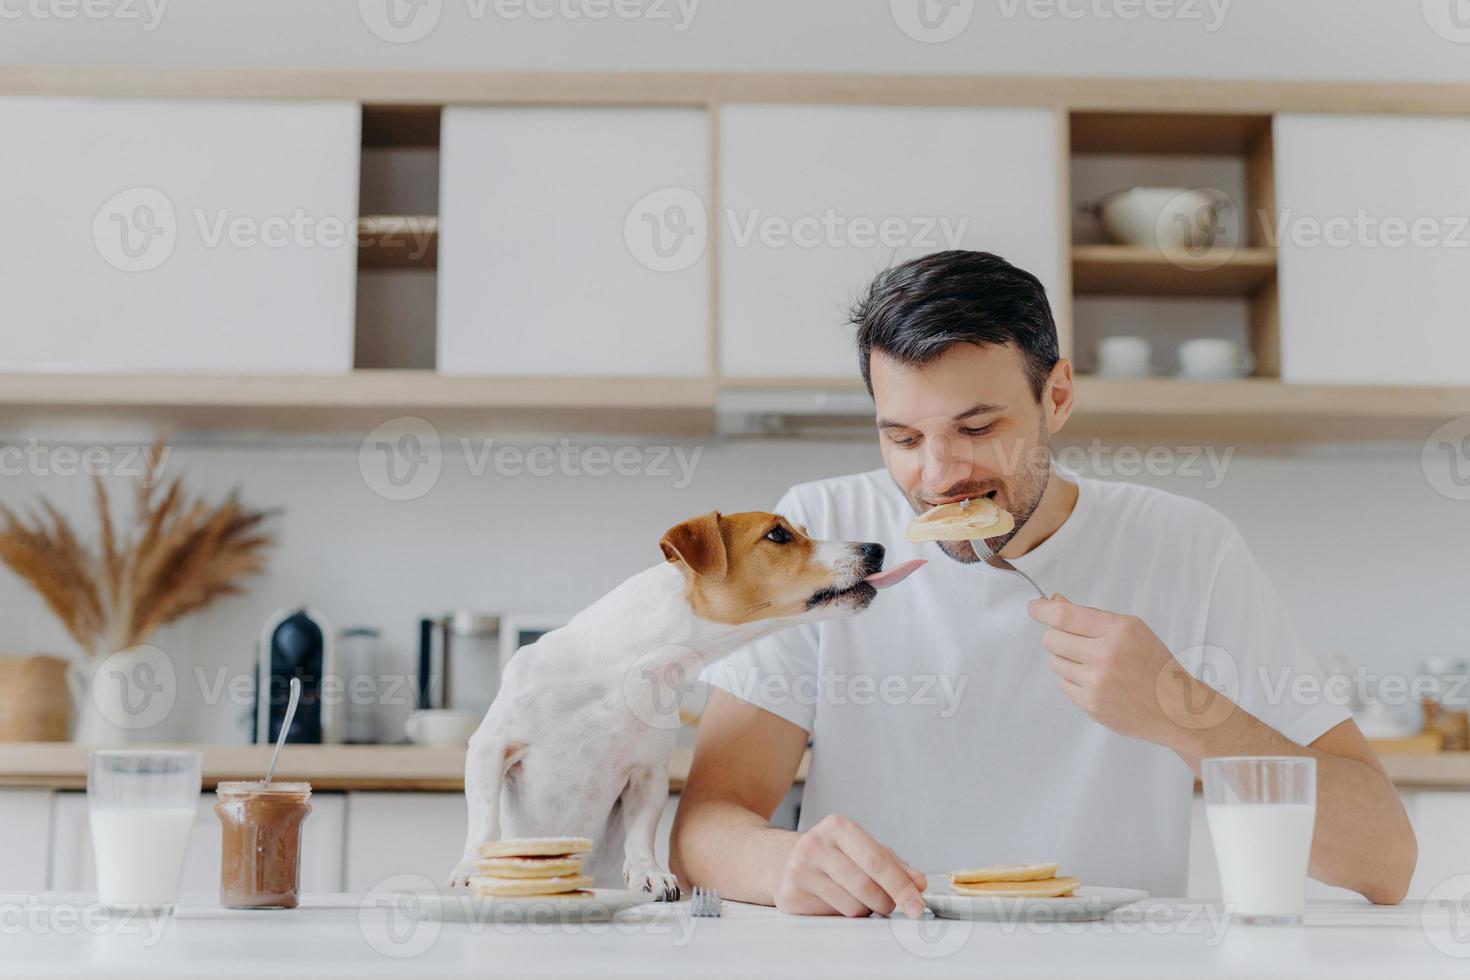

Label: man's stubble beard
[898,419,1053,565]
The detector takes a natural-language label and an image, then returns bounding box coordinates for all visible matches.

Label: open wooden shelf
[1072,245,1277,297]
[357,215,438,270]
[0,372,716,435]
[1070,112,1272,156]
[361,104,441,148]
[1070,377,1470,441]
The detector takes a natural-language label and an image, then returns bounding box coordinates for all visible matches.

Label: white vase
[69,654,134,746]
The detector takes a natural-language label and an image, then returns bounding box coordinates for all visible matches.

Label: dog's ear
[659,511,727,581]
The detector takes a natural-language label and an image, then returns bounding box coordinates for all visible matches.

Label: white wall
[1,432,1463,742]
[4,1,1466,743]
[2,0,1468,83]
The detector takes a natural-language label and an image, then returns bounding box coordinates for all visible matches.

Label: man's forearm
[1171,709,1416,905]
[669,795,799,905]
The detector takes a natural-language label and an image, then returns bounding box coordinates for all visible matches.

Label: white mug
[1095,336,1152,377]
[404,709,478,747]
[1178,338,1253,379]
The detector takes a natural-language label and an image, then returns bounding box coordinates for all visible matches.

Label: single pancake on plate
[951,875,1080,898]
[950,862,1059,884]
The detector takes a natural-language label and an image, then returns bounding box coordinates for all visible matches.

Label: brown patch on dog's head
[659,511,728,581]
[659,511,886,625]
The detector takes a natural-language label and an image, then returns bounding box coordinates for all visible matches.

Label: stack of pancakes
[949,863,1079,898]
[472,837,595,898]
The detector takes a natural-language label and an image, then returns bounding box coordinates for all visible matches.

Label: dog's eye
[765,526,792,544]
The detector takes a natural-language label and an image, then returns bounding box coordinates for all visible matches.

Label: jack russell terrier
[448,510,925,898]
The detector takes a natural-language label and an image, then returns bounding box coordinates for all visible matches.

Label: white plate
[923,880,1147,922]
[401,888,657,924]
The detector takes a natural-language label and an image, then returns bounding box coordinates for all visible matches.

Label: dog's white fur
[448,539,877,897]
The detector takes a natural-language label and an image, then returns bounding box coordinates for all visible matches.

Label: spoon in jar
[264,676,301,787]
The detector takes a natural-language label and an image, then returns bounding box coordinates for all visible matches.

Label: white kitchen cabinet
[438,107,710,377]
[0,98,360,374]
[718,105,1063,380]
[1275,114,1470,384]
[1405,791,1470,900]
[0,789,54,892]
[49,791,345,896]
[344,790,739,891]
[345,791,467,892]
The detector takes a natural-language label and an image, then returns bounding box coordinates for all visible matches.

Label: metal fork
[964,499,1047,599]
[690,886,722,917]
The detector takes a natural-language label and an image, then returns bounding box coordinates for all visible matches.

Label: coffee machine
[256,607,338,744]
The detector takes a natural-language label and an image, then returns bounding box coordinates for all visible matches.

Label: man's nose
[922,433,971,491]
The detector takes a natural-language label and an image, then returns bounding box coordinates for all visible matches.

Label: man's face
[872,342,1063,563]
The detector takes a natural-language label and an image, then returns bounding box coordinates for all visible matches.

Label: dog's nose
[858,542,885,572]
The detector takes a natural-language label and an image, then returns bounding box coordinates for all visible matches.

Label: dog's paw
[625,865,681,902]
[446,858,477,889]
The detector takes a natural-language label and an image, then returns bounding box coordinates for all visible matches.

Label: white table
[2,893,1466,980]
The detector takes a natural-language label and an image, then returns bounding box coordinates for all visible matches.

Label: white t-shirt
[703,467,1348,897]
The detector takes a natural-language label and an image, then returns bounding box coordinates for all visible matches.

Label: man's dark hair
[850,250,1060,400]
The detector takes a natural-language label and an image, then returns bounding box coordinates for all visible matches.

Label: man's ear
[659,511,727,581]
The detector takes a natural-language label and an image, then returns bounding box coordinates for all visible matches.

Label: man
[669,251,1415,918]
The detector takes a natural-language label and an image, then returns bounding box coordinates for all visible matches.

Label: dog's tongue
[864,558,926,591]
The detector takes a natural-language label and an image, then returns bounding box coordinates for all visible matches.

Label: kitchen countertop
[1,893,1465,980]
[0,742,1463,792]
[0,743,811,793]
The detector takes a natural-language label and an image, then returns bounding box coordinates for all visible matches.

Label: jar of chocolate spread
[215,781,312,909]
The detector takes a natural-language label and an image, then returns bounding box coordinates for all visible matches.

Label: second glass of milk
[1203,756,1317,925]
[87,750,202,909]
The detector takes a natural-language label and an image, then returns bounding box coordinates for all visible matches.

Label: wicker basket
[0,654,71,741]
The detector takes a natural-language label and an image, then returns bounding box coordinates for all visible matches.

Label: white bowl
[1082,187,1231,250]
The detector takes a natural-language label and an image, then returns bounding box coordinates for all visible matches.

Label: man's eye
[765,526,792,544]
[890,434,920,449]
[960,424,996,437]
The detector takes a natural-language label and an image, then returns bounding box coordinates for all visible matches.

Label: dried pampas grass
[0,435,274,657]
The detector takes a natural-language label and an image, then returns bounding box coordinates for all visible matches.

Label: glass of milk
[87,750,202,910]
[1203,756,1316,925]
